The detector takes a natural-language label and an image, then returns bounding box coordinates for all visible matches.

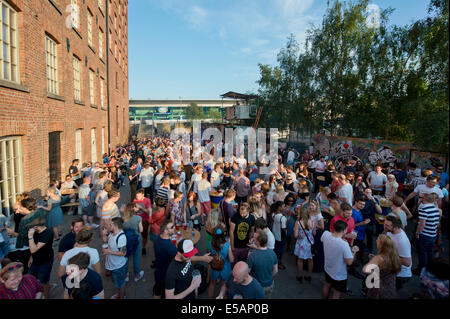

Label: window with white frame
[75,129,82,163]
[46,36,59,95]
[89,69,95,105]
[0,0,19,83]
[87,10,93,47]
[0,136,24,217]
[100,77,105,108]
[98,0,103,12]
[101,127,105,156]
[99,28,103,59]
[70,0,79,30]
[109,29,112,50]
[73,56,81,101]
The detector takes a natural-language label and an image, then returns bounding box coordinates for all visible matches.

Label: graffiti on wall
[314,135,446,168]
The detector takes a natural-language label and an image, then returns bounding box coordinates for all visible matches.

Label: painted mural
[313,135,447,168]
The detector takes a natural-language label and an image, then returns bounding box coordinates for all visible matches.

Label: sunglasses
[1,263,23,276]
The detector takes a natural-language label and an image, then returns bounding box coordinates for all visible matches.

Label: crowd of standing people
[0,135,448,300]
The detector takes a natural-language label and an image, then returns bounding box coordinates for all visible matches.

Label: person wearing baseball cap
[165,239,212,299]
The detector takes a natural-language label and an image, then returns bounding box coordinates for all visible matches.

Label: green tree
[184,102,205,120]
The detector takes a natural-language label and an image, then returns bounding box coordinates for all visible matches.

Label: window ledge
[74,99,85,106]
[101,106,107,111]
[90,104,98,109]
[47,92,65,101]
[100,57,105,64]
[73,27,83,39]
[48,0,63,15]
[88,45,96,54]
[99,7,105,18]
[0,79,30,93]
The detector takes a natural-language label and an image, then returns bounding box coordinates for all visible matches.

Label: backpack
[210,242,228,271]
[116,229,139,258]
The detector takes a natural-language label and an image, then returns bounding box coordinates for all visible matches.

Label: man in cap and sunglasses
[0,260,43,299]
[165,239,212,299]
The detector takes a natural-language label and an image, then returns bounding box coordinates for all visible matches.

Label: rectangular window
[100,77,105,108]
[98,0,103,12]
[116,106,119,136]
[89,69,95,105]
[123,107,126,136]
[0,136,24,217]
[101,127,105,156]
[75,129,82,163]
[70,0,79,30]
[87,10,93,47]
[109,29,112,50]
[91,128,97,163]
[46,36,59,95]
[73,56,81,101]
[0,1,19,82]
[99,28,103,59]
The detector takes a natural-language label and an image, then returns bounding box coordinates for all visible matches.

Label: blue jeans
[112,259,129,289]
[0,241,10,259]
[129,236,142,276]
[416,234,435,271]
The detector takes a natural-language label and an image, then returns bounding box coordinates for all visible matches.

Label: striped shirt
[418,203,441,238]
[102,201,120,219]
[156,186,169,205]
[0,275,43,299]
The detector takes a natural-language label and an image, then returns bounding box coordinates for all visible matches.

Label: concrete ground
[45,178,447,299]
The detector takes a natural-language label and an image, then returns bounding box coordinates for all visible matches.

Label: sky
[128,0,432,100]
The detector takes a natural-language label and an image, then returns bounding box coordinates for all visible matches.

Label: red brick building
[0,0,129,215]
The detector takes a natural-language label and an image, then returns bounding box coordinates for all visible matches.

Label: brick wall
[0,0,129,196]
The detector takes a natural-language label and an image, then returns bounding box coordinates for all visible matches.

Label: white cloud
[185,6,209,30]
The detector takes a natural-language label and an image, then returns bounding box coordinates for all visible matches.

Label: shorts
[111,260,129,289]
[81,204,94,217]
[324,271,347,293]
[200,201,211,217]
[232,247,250,264]
[29,261,53,285]
[153,280,166,298]
[263,283,274,299]
[396,276,411,290]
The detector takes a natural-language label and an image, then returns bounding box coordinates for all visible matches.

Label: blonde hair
[377,234,402,274]
[298,206,312,231]
[309,199,321,215]
[123,203,135,222]
[47,186,57,195]
[206,209,221,230]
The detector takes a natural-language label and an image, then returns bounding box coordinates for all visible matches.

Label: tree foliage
[257,0,449,153]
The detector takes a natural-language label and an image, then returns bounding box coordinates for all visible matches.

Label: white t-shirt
[105,231,127,271]
[211,170,221,188]
[287,151,295,163]
[60,246,100,270]
[313,160,327,173]
[195,180,211,203]
[140,167,154,188]
[266,229,275,250]
[414,184,444,199]
[321,231,353,281]
[339,184,353,205]
[368,172,387,191]
[387,230,412,278]
[272,213,287,242]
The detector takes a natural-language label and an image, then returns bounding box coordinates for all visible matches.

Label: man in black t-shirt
[229,203,255,265]
[26,217,54,299]
[58,217,85,262]
[69,159,81,186]
[222,162,233,189]
[62,252,104,299]
[128,162,139,200]
[165,239,201,299]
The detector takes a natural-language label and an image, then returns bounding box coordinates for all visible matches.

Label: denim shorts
[111,260,129,289]
[29,261,53,284]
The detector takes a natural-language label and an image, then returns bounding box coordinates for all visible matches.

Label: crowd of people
[0,135,448,300]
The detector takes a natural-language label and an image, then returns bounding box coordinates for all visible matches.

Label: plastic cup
[184,223,187,231]
[192,269,201,280]
[176,223,180,231]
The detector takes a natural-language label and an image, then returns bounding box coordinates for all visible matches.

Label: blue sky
[128,0,431,100]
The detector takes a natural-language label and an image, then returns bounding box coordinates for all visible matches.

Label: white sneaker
[110,293,119,299]
[67,210,73,216]
[125,273,129,282]
[134,270,144,282]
